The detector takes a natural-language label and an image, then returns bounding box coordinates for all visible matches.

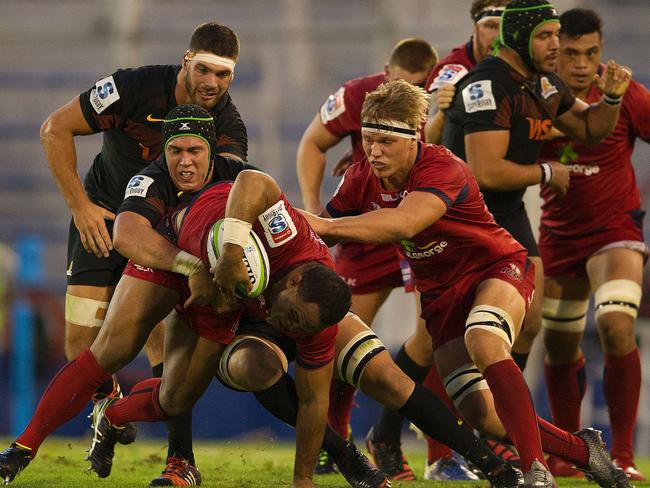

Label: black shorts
[492,203,540,257]
[66,218,127,287]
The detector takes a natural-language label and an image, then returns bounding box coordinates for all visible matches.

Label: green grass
[3,437,650,487]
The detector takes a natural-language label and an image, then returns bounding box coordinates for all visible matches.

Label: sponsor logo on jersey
[320,86,346,123]
[66,260,74,277]
[146,114,164,122]
[89,75,120,114]
[462,80,495,113]
[133,263,154,273]
[429,64,469,92]
[343,276,357,287]
[526,117,553,141]
[124,175,155,198]
[558,143,578,164]
[258,200,298,248]
[500,263,522,281]
[566,163,600,176]
[540,76,559,99]
[400,239,448,259]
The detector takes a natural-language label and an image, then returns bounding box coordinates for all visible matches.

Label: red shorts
[334,241,413,295]
[540,225,647,278]
[123,261,239,345]
[421,254,535,350]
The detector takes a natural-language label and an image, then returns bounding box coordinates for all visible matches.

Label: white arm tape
[172,250,205,277]
[222,217,252,248]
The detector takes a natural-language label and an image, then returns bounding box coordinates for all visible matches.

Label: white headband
[185,51,236,72]
[475,6,505,24]
[361,119,418,139]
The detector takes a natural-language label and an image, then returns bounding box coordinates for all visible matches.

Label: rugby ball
[206,219,270,298]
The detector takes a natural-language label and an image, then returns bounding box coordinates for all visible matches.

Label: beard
[184,72,220,110]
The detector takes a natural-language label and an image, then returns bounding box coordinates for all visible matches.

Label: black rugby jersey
[117,156,257,227]
[443,56,574,215]
[78,64,248,213]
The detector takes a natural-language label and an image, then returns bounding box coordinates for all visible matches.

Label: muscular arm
[296,115,343,213]
[306,191,447,243]
[225,170,282,223]
[424,111,445,144]
[40,96,116,257]
[465,130,543,191]
[293,361,333,487]
[554,97,620,145]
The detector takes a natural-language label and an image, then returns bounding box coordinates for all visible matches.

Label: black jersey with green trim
[78,64,248,213]
[117,156,257,228]
[442,56,574,215]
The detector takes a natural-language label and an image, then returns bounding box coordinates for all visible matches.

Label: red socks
[327,380,356,438]
[604,349,641,461]
[483,359,545,471]
[544,356,586,432]
[106,378,167,425]
[15,349,112,456]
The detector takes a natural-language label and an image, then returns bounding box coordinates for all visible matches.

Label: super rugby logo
[462,80,495,113]
[258,200,298,248]
[429,64,469,92]
[320,86,346,122]
[90,75,120,114]
[400,239,448,259]
[124,175,154,198]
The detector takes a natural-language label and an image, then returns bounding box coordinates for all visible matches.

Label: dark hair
[299,264,351,330]
[189,22,240,60]
[470,0,510,22]
[559,8,602,38]
[388,38,438,74]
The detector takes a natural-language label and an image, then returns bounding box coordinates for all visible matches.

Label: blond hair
[361,80,430,131]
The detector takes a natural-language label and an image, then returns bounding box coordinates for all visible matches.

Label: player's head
[385,38,438,88]
[162,104,216,192]
[496,0,560,73]
[470,0,509,61]
[557,8,603,93]
[360,80,429,181]
[268,263,351,335]
[182,22,239,110]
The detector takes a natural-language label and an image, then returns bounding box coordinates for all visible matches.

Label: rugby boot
[333,442,391,488]
[485,462,525,488]
[423,455,480,481]
[574,428,631,488]
[86,398,122,478]
[483,435,522,468]
[0,443,31,484]
[365,427,415,481]
[150,457,202,486]
[314,448,338,475]
[523,459,556,488]
[90,378,137,445]
[613,457,646,482]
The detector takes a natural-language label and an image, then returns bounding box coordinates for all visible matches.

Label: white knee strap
[542,298,589,332]
[465,305,515,347]
[337,329,386,388]
[217,335,288,392]
[65,293,109,328]
[594,279,642,320]
[444,362,489,408]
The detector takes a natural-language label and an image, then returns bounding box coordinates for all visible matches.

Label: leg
[510,256,544,370]
[587,248,644,478]
[542,274,590,477]
[337,315,521,486]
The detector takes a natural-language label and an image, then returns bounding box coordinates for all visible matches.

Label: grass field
[3,437,650,487]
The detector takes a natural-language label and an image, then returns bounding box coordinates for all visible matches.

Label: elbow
[39,115,55,144]
[111,221,132,257]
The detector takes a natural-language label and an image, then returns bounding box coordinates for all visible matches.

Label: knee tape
[594,279,642,320]
[542,298,589,332]
[216,335,288,392]
[65,293,109,328]
[464,305,515,347]
[443,362,489,408]
[337,330,386,388]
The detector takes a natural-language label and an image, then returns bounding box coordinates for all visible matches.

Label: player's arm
[555,60,632,145]
[305,191,447,244]
[465,130,569,195]
[292,360,334,488]
[296,115,343,213]
[113,211,213,307]
[40,95,116,258]
[424,83,456,144]
[212,170,282,298]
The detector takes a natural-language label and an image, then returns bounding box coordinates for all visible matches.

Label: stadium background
[0,0,648,456]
